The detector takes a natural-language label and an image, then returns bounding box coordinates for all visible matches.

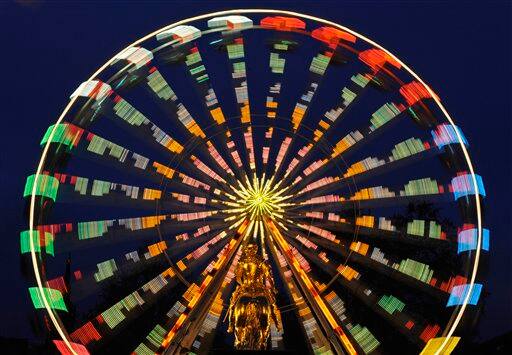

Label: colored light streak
[265,219,357,355]
[159,220,250,350]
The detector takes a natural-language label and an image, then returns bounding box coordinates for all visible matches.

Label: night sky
[0,0,510,346]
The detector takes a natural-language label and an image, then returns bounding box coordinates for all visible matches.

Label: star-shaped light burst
[220,174,295,228]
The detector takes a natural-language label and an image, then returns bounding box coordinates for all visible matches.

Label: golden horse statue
[227,244,281,350]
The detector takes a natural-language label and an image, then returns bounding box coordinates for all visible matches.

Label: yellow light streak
[265,219,357,355]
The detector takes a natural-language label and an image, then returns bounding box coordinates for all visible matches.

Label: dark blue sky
[0,0,510,344]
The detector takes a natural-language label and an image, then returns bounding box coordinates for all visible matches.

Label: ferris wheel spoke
[291,176,458,213]
[56,228,225,303]
[259,32,300,176]
[39,123,229,199]
[291,135,441,199]
[204,24,257,178]
[155,219,249,353]
[66,232,233,352]
[288,233,453,347]
[25,225,225,309]
[185,244,245,353]
[287,224,453,301]
[178,43,247,182]
[110,48,238,185]
[150,40,246,184]
[34,212,226,256]
[245,28,299,178]
[265,230,358,353]
[264,219,359,354]
[67,266,183,350]
[275,46,405,188]
[273,40,359,183]
[292,211,453,250]
[283,100,409,192]
[72,82,230,190]
[288,79,442,193]
[174,39,252,184]
[44,172,223,213]
[265,33,355,183]
[276,70,373,186]
[269,231,355,352]
[290,241,439,348]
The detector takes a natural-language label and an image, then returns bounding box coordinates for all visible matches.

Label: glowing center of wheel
[247,190,272,217]
[224,175,293,222]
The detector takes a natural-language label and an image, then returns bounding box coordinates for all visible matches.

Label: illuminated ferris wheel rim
[27,8,484,355]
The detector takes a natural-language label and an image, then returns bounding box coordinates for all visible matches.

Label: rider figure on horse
[227,244,282,349]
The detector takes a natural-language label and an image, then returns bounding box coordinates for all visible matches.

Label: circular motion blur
[22,9,489,355]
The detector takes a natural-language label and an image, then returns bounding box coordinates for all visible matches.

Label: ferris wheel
[21,9,489,355]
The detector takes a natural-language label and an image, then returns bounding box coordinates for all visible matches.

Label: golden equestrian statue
[227,244,282,350]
